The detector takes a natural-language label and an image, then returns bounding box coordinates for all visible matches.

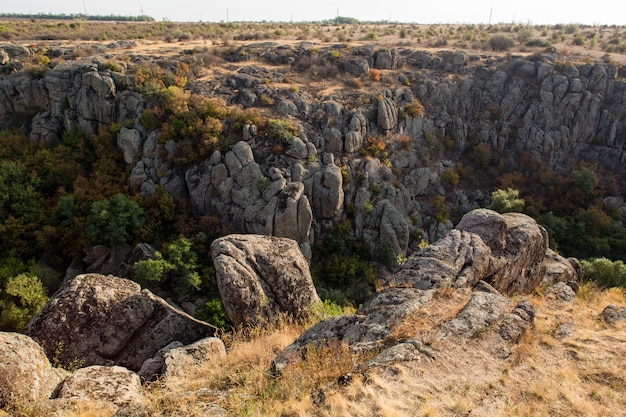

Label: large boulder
[211,234,320,326]
[162,337,227,378]
[55,365,144,408]
[0,332,66,407]
[389,229,491,290]
[23,274,216,372]
[456,209,549,294]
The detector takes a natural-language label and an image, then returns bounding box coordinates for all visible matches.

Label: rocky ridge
[0,209,623,415]
[1,42,625,257]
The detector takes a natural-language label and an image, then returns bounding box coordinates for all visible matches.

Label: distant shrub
[564,24,578,34]
[360,136,386,158]
[266,118,294,142]
[488,188,525,213]
[573,35,585,46]
[526,38,551,48]
[362,32,378,41]
[350,78,363,88]
[488,34,515,51]
[582,258,626,289]
[369,68,381,82]
[441,169,460,187]
[103,60,123,72]
[404,100,425,117]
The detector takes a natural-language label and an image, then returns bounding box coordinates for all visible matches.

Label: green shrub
[133,237,201,297]
[526,38,551,48]
[488,188,525,213]
[488,34,515,51]
[266,118,294,142]
[62,124,84,147]
[441,169,460,187]
[581,258,626,289]
[195,298,232,330]
[0,273,48,331]
[312,220,377,306]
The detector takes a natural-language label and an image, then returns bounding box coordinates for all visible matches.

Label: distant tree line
[0,13,154,22]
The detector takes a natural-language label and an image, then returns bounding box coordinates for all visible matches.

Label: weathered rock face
[182,141,314,252]
[211,234,320,326]
[390,229,491,290]
[274,209,549,370]
[23,274,216,372]
[1,45,625,260]
[273,287,434,372]
[599,304,626,324]
[456,209,549,294]
[55,365,144,408]
[82,243,157,279]
[542,249,583,286]
[162,337,227,378]
[436,287,510,340]
[0,332,66,407]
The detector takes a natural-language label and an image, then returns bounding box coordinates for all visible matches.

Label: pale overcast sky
[2,1,625,25]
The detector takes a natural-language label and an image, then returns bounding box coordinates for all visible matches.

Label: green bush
[488,188,525,213]
[195,298,231,330]
[133,237,201,297]
[488,34,515,51]
[266,118,295,142]
[62,124,84,147]
[581,258,626,289]
[0,273,48,331]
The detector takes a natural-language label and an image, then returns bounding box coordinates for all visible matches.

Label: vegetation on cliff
[0,20,626,334]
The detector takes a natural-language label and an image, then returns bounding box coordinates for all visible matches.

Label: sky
[2,1,625,25]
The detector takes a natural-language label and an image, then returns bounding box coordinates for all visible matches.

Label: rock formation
[162,337,227,377]
[2,44,623,260]
[211,234,320,326]
[274,209,556,370]
[0,332,66,407]
[23,273,216,372]
[455,209,549,293]
[55,365,144,408]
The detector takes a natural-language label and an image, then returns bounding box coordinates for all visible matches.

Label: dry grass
[2,287,625,416]
[140,312,376,416]
[136,285,624,416]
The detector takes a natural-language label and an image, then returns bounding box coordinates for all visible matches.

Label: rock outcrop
[211,234,320,326]
[455,209,549,294]
[162,337,227,378]
[0,332,66,407]
[55,365,144,408]
[23,274,216,372]
[274,209,549,370]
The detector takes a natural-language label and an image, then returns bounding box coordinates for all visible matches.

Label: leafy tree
[0,161,41,223]
[572,167,599,195]
[488,188,525,213]
[85,194,145,247]
[133,237,201,297]
[538,212,569,250]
